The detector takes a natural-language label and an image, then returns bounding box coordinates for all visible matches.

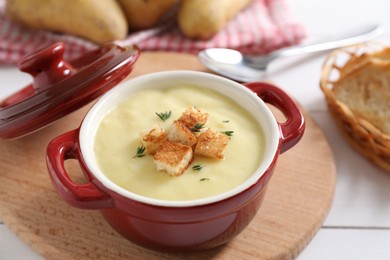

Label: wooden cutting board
[0,52,336,259]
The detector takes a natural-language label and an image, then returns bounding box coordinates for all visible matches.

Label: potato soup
[94,85,264,201]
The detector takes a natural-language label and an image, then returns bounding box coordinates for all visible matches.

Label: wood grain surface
[0,52,336,259]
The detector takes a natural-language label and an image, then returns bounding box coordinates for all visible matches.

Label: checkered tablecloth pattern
[0,0,305,65]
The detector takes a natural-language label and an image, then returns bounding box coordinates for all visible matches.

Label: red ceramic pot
[46,71,305,251]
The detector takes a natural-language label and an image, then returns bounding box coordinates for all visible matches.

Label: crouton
[167,120,197,146]
[139,124,167,155]
[178,107,209,129]
[153,141,193,176]
[195,129,229,159]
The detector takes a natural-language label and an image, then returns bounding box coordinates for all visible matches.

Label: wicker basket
[320,42,390,172]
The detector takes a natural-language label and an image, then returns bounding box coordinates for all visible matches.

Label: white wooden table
[1,0,390,259]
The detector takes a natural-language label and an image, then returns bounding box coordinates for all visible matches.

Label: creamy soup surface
[94,85,264,201]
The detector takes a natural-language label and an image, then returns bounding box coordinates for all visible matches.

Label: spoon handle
[246,24,382,69]
[271,24,382,59]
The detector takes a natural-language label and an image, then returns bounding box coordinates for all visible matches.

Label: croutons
[167,120,197,146]
[195,129,229,159]
[139,124,167,154]
[178,107,209,129]
[153,141,193,176]
[137,107,231,176]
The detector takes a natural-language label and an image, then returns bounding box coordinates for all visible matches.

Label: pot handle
[244,82,305,153]
[46,129,113,209]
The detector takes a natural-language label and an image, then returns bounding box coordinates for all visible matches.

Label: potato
[5,0,128,44]
[117,0,178,30]
[178,0,253,40]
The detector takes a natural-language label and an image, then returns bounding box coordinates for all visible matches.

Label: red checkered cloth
[0,0,305,65]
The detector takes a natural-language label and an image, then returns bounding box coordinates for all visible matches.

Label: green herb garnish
[192,164,203,171]
[222,120,230,123]
[155,111,172,121]
[199,178,210,182]
[221,130,234,137]
[133,146,146,158]
[191,123,205,132]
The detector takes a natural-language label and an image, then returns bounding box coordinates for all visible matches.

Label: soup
[94,85,264,201]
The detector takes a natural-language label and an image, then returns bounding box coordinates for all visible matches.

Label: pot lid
[0,41,140,139]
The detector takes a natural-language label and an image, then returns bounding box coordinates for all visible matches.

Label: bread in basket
[320,42,390,171]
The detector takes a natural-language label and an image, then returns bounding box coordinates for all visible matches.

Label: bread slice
[333,59,390,135]
[320,43,390,172]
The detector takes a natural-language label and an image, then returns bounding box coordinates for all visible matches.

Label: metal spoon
[198,24,382,82]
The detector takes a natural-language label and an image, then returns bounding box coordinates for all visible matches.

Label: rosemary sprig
[133,146,146,158]
[221,130,234,137]
[155,111,172,121]
[191,123,205,132]
[199,178,210,182]
[192,164,203,171]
